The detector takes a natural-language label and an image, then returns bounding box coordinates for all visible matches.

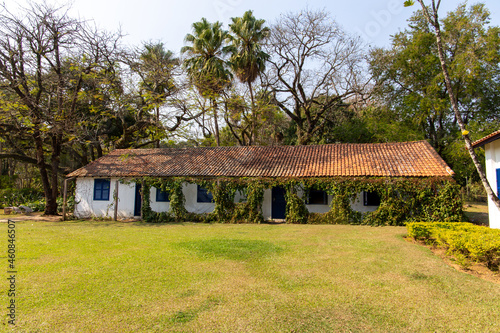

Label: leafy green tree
[133,42,179,147]
[370,3,500,154]
[181,18,232,146]
[360,106,424,144]
[221,89,288,146]
[403,0,500,210]
[0,2,121,214]
[227,10,270,144]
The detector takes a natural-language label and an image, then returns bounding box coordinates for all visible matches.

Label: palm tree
[228,10,270,144]
[181,18,232,146]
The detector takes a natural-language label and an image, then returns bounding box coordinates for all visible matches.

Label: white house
[66,141,454,220]
[472,130,500,228]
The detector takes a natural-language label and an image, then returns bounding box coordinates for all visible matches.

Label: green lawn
[2,221,500,332]
[464,201,489,225]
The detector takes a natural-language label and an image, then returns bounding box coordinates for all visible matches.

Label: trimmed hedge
[407,222,500,271]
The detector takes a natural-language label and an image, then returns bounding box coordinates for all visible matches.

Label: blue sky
[7,0,500,52]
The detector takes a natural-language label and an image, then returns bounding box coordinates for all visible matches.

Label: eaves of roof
[66,141,454,179]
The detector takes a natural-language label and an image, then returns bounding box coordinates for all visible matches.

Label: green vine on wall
[284,181,309,224]
[133,176,463,225]
[204,180,236,223]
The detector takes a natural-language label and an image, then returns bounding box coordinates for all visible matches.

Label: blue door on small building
[134,183,142,216]
[272,186,286,219]
[497,168,500,196]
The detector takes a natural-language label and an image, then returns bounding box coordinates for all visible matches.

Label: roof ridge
[66,140,451,179]
[112,140,430,152]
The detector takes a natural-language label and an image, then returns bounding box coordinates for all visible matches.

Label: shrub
[0,188,44,208]
[25,200,46,212]
[407,222,500,271]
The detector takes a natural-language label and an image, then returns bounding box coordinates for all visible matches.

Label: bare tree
[263,9,369,145]
[406,0,500,210]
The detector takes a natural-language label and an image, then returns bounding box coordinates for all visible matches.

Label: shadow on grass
[465,212,489,226]
[463,202,489,226]
[177,238,283,261]
[171,297,221,323]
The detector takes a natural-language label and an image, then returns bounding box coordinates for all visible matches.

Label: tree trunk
[33,124,57,215]
[248,81,256,145]
[418,0,500,210]
[80,143,89,166]
[96,142,103,159]
[90,144,95,161]
[47,132,63,215]
[155,106,160,148]
[212,99,220,146]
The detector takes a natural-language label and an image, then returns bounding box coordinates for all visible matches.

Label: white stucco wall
[485,140,500,228]
[74,178,380,220]
[351,193,379,214]
[149,186,170,213]
[74,179,218,218]
[74,178,136,218]
[260,189,333,220]
[183,183,215,214]
[260,188,376,220]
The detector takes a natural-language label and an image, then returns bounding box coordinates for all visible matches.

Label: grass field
[463,201,489,225]
[1,221,499,332]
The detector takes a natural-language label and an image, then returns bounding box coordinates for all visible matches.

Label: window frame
[155,188,170,202]
[496,168,500,196]
[197,185,213,203]
[307,188,328,205]
[363,191,381,207]
[94,178,111,201]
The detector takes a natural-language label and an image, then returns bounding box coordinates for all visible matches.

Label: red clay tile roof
[471,129,500,148]
[67,141,454,178]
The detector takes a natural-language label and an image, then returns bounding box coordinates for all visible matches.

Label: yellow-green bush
[407,222,500,271]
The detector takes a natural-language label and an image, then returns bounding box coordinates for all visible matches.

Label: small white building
[66,141,454,221]
[472,130,500,228]
[70,178,376,220]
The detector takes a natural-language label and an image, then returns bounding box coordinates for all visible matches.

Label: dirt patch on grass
[407,238,500,284]
[0,212,63,222]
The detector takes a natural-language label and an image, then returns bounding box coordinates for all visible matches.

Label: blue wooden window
[94,179,110,201]
[197,185,213,203]
[307,189,328,205]
[497,168,500,196]
[156,188,170,202]
[363,191,380,206]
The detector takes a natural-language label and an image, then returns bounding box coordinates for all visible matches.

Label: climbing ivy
[284,181,309,224]
[231,180,265,223]
[134,176,463,225]
[164,178,188,221]
[204,180,236,223]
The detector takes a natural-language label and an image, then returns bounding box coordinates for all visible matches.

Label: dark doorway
[134,183,142,216]
[272,186,286,219]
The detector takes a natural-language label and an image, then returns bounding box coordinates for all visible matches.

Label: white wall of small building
[260,189,377,220]
[74,178,136,218]
[74,178,378,220]
[485,140,500,228]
